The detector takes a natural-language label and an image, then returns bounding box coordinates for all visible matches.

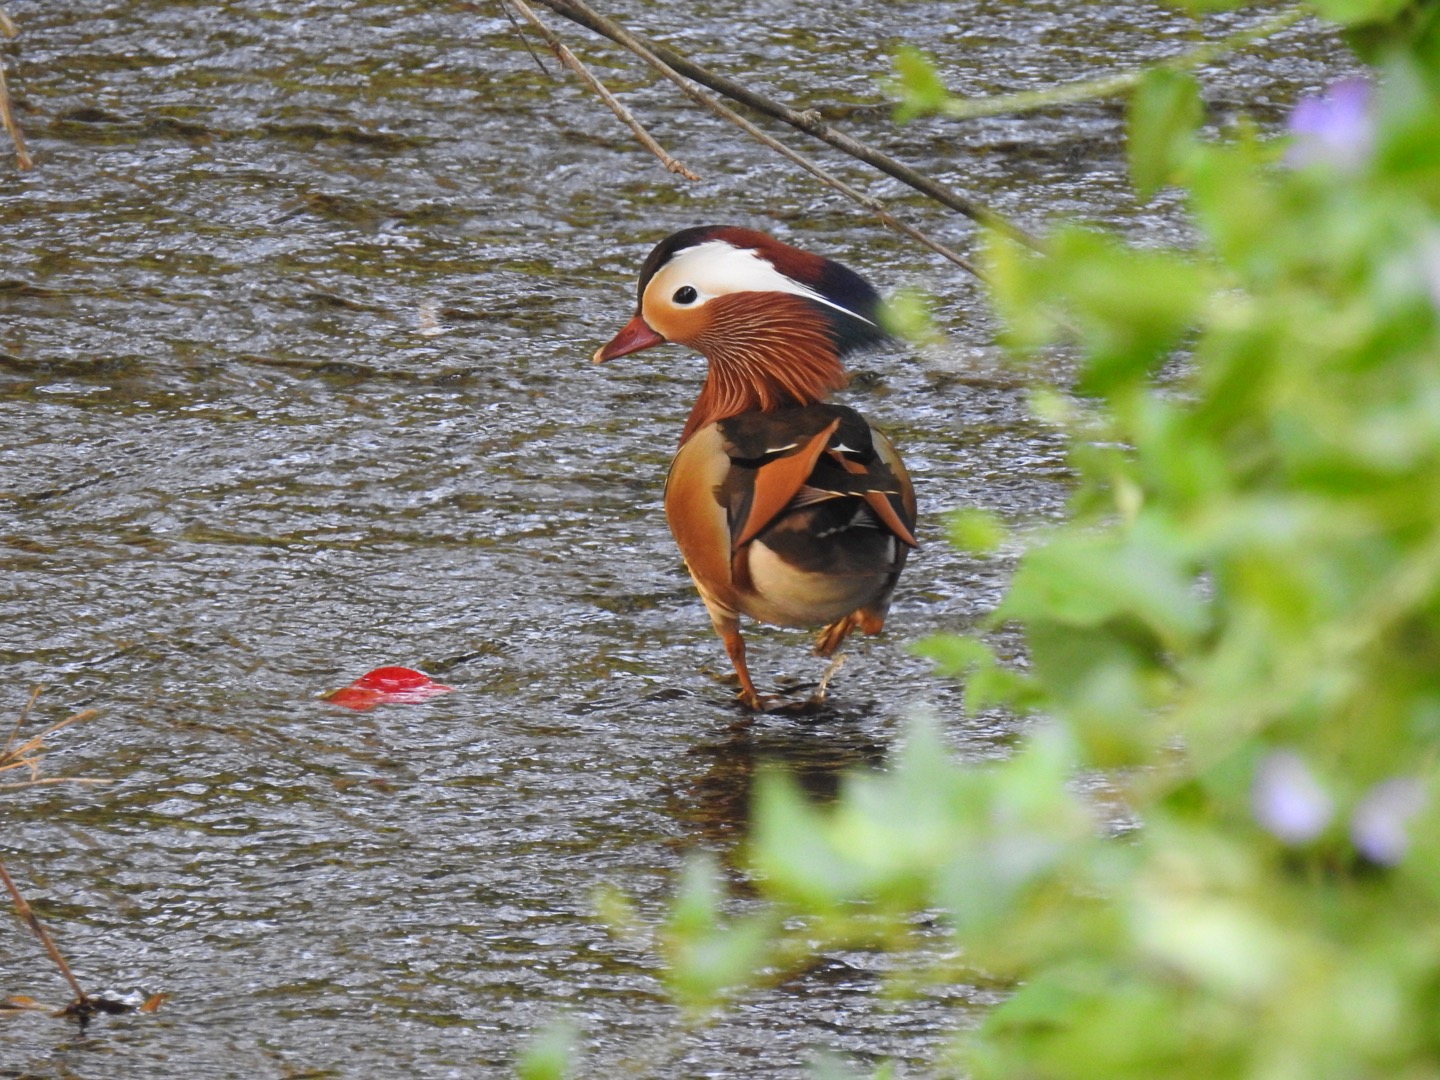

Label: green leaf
[985,232,1062,352]
[662,854,779,1011]
[999,531,1206,646]
[913,631,995,677]
[748,774,858,909]
[947,508,1008,554]
[1311,0,1414,27]
[665,913,774,1013]
[879,286,944,345]
[991,225,1209,393]
[516,1018,579,1080]
[1186,137,1278,269]
[1048,228,1210,396]
[890,45,952,122]
[666,853,723,938]
[1128,69,1203,199]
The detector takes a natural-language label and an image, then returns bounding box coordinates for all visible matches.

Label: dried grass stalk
[1,689,104,790]
[0,860,88,1006]
[0,7,33,171]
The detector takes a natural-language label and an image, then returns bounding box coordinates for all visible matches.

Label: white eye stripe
[650,240,876,326]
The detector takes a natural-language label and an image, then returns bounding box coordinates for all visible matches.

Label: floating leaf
[321,666,454,711]
[0,995,52,1014]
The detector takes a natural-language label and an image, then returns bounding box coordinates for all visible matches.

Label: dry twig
[0,859,88,1006]
[501,0,700,181]
[530,0,1041,253]
[918,5,1307,120]
[1,689,105,791]
[2,692,162,1021]
[0,6,32,171]
[518,0,984,279]
[0,858,165,1021]
[2,693,101,1006]
[495,0,551,74]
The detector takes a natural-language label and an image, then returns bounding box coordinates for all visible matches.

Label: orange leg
[815,613,859,657]
[715,615,762,710]
[815,607,887,657]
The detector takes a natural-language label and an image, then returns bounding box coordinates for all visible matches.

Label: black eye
[672,286,698,305]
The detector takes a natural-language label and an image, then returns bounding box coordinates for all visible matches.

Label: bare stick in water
[0,860,88,1006]
[0,8,32,171]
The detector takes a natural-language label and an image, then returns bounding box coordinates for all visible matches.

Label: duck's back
[665,403,915,630]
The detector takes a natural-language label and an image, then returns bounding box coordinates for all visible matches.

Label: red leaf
[322,666,454,711]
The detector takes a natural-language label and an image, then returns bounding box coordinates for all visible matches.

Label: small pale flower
[1351,778,1426,866]
[1252,750,1334,844]
[1287,77,1375,171]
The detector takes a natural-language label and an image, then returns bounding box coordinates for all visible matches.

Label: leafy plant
[630,2,1440,1077]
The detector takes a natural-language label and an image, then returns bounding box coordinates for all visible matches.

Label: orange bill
[593,314,666,363]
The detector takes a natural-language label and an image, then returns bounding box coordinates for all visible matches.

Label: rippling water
[1,2,1352,1076]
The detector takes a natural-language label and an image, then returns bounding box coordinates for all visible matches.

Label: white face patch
[644,239,876,326]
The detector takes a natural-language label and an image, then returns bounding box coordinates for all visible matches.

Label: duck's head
[594,226,890,438]
[587,224,881,371]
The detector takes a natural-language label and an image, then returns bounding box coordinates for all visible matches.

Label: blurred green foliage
[625,2,1440,1077]
[516,1019,581,1080]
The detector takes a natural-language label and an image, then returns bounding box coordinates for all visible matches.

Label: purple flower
[1253,750,1334,844]
[1351,778,1427,866]
[1287,77,1375,171]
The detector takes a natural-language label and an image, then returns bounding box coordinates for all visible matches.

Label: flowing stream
[1,2,1353,1076]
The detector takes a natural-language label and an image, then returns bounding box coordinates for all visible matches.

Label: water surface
[1,3,1353,1076]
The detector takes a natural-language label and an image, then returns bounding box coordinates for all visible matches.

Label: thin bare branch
[503,0,700,181]
[492,0,551,75]
[0,8,32,171]
[531,0,1042,252]
[4,685,42,756]
[926,6,1307,120]
[523,0,983,279]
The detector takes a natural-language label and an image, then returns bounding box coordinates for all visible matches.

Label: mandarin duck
[594,226,918,710]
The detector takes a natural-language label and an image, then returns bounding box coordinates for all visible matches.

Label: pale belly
[736,538,893,628]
